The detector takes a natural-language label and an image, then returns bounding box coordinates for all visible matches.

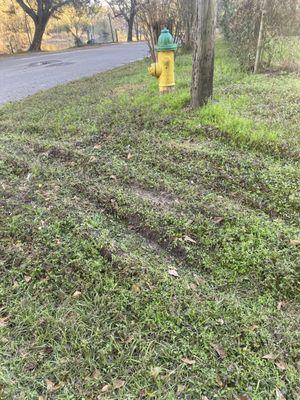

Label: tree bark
[191,0,217,109]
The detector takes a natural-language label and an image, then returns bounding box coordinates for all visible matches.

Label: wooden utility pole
[191,0,217,109]
[254,0,267,73]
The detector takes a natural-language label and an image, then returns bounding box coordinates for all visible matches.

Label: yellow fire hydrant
[148,28,178,94]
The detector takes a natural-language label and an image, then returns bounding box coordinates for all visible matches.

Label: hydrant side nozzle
[148,63,162,78]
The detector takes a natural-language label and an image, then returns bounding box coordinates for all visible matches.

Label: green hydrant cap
[156,28,178,52]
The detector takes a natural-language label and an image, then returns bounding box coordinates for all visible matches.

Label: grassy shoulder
[0,41,299,399]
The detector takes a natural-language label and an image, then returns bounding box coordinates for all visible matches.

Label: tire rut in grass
[142,140,299,224]
[23,118,298,225]
[72,182,189,263]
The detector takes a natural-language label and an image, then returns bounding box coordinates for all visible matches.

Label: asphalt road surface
[0,42,148,105]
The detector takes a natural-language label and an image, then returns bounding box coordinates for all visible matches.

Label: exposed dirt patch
[131,185,179,209]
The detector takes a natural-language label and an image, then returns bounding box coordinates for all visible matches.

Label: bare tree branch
[15,0,37,21]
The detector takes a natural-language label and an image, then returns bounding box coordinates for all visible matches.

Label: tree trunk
[191,0,217,109]
[29,18,48,52]
[183,0,196,50]
[127,13,135,42]
[74,36,83,47]
[135,22,139,41]
[254,0,267,73]
[108,14,115,43]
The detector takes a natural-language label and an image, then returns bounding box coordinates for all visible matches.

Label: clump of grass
[197,102,279,145]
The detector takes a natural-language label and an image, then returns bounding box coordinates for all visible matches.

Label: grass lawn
[0,42,299,399]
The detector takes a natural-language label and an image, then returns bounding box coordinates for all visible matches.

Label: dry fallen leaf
[213,217,224,224]
[92,369,101,380]
[46,379,63,393]
[237,395,252,400]
[44,346,53,355]
[127,153,132,160]
[216,375,224,388]
[202,396,210,400]
[277,301,287,311]
[46,380,55,392]
[124,335,134,344]
[24,276,32,283]
[13,281,20,289]
[0,316,9,327]
[184,235,197,244]
[25,362,37,371]
[168,269,179,278]
[101,384,111,393]
[132,284,141,294]
[72,291,82,299]
[194,274,205,285]
[181,357,196,365]
[249,325,259,331]
[93,144,101,149]
[212,344,226,360]
[189,283,197,291]
[113,379,125,389]
[275,360,288,371]
[290,239,300,246]
[262,354,278,361]
[150,367,162,379]
[275,388,286,400]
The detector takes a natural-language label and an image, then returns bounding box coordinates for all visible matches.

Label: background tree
[106,0,138,42]
[191,0,217,108]
[179,0,195,50]
[59,4,88,46]
[15,0,88,51]
[55,2,103,47]
[138,0,185,61]
[0,0,33,53]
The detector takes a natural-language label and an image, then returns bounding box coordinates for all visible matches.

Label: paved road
[0,42,148,105]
